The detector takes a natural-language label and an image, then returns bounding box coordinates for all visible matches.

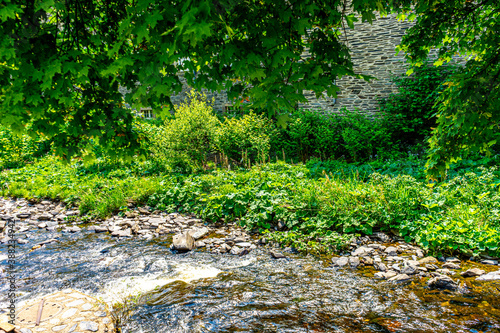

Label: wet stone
[481,259,499,265]
[79,321,99,332]
[20,329,33,333]
[442,262,460,270]
[68,324,78,333]
[476,270,500,281]
[349,256,360,268]
[427,275,458,290]
[461,268,485,277]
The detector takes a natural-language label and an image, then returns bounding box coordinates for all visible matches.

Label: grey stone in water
[436,268,453,276]
[389,274,411,282]
[362,257,374,265]
[351,246,374,257]
[442,262,460,270]
[374,262,387,272]
[480,259,499,265]
[416,249,424,258]
[94,225,108,233]
[189,227,210,240]
[445,257,461,263]
[401,262,417,275]
[195,240,206,248]
[476,270,500,281]
[38,222,47,228]
[17,238,29,244]
[335,257,349,267]
[172,232,195,252]
[230,246,244,255]
[79,321,99,332]
[425,264,438,271]
[349,256,360,268]
[427,275,458,290]
[38,213,52,221]
[461,268,485,277]
[384,246,398,256]
[270,250,286,259]
[111,229,132,237]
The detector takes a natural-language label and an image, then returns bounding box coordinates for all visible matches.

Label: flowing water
[2,228,500,332]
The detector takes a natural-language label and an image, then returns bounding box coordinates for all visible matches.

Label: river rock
[349,256,360,268]
[461,268,485,277]
[389,274,411,282]
[416,249,424,258]
[333,257,349,267]
[93,225,108,233]
[38,213,52,221]
[235,242,252,248]
[374,262,387,272]
[480,259,499,265]
[351,246,374,257]
[445,257,461,263]
[172,232,195,252]
[189,227,210,240]
[374,232,390,242]
[427,275,458,290]
[476,270,500,281]
[418,256,438,264]
[270,250,286,259]
[219,243,231,253]
[401,262,417,275]
[384,246,398,256]
[195,240,206,248]
[362,257,374,265]
[442,262,460,270]
[111,229,132,237]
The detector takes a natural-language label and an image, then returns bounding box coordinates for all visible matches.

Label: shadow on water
[1,229,500,332]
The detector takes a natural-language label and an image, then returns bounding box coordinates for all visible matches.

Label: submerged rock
[476,270,500,281]
[172,232,195,252]
[461,268,485,277]
[427,275,458,290]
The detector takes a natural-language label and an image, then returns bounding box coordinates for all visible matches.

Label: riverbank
[1,156,500,258]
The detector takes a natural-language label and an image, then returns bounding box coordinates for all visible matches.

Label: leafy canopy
[0,0,387,159]
[395,0,500,178]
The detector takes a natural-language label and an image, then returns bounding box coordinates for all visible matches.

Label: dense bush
[0,125,51,169]
[140,91,220,173]
[379,62,460,145]
[215,112,277,165]
[273,108,395,162]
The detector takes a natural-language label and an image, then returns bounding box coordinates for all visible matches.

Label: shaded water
[2,229,500,332]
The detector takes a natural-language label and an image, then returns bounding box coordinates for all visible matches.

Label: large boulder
[172,232,195,252]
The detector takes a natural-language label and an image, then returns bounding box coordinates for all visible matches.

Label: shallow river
[2,229,500,332]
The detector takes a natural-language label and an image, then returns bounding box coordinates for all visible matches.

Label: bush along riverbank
[1,196,500,292]
[1,155,500,259]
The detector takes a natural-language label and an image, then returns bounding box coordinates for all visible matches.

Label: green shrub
[379,61,460,145]
[0,125,51,169]
[144,91,220,173]
[215,112,277,165]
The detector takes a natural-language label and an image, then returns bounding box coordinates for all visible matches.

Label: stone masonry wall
[299,13,414,114]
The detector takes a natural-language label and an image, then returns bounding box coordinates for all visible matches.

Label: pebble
[51,325,67,332]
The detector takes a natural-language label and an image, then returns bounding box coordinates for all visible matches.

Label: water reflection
[1,229,499,332]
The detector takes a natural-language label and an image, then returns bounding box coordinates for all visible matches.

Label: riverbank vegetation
[1,66,499,258]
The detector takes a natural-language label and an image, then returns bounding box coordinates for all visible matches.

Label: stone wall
[300,13,414,114]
